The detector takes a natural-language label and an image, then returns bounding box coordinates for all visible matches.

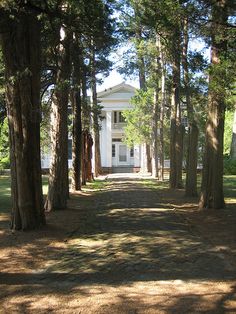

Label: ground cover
[0,174,235,313]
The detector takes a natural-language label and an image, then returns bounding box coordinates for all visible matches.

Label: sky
[96,38,209,93]
[97,69,139,92]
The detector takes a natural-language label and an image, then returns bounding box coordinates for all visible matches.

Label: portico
[97,83,141,173]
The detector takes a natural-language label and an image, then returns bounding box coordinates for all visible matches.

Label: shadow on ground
[0,178,236,313]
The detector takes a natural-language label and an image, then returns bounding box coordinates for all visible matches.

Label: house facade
[41,82,142,173]
[97,82,141,173]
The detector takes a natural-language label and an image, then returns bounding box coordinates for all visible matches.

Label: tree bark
[135,23,152,174]
[159,42,166,181]
[169,29,184,189]
[183,17,199,197]
[152,89,159,178]
[1,12,45,230]
[90,41,101,177]
[71,39,82,191]
[45,28,71,211]
[81,65,92,183]
[151,34,162,179]
[71,88,82,191]
[199,1,228,209]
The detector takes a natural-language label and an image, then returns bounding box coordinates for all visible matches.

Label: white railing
[112,123,126,130]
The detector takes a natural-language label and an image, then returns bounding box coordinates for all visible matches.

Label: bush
[0,156,10,170]
[224,156,236,175]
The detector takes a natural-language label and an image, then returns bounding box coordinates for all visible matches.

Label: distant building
[96,82,141,173]
[41,82,142,173]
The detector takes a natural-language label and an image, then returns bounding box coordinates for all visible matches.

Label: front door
[118,144,129,165]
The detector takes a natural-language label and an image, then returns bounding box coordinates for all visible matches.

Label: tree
[199,0,229,209]
[169,12,184,189]
[45,22,71,211]
[0,4,45,229]
[123,89,153,151]
[71,39,83,191]
[183,16,199,197]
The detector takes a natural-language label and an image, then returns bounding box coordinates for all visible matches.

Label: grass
[0,176,11,214]
[0,176,48,215]
[0,175,235,216]
[83,179,109,191]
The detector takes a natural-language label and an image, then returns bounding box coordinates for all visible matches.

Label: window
[112,144,116,157]
[113,111,125,123]
[114,111,117,123]
[130,147,134,158]
[119,112,125,123]
[112,138,122,142]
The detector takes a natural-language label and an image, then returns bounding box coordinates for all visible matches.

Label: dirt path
[0,177,236,313]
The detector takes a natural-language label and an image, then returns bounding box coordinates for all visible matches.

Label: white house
[97,82,141,173]
[41,82,142,173]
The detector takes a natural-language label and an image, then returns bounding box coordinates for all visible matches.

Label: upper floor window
[130,147,134,158]
[114,111,125,123]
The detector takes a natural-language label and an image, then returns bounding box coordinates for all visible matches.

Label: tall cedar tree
[0,6,45,229]
[183,16,199,196]
[169,24,184,189]
[45,26,71,211]
[199,0,228,209]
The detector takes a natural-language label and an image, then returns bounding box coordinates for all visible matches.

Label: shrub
[224,156,236,175]
[0,156,10,170]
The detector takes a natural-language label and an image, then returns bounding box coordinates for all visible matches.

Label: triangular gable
[97,82,136,98]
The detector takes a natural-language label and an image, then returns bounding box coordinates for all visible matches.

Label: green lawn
[0,175,235,215]
[0,176,11,214]
[0,176,48,214]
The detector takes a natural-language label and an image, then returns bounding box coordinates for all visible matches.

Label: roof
[97,82,137,98]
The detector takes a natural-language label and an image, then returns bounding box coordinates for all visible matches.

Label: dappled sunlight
[0,277,235,313]
[0,175,236,312]
[206,124,219,151]
[225,197,236,204]
[0,213,9,221]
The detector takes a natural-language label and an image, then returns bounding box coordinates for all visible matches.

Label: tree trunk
[81,64,90,130]
[199,1,228,209]
[1,12,45,230]
[86,133,93,182]
[186,124,199,195]
[159,43,166,181]
[230,109,236,159]
[45,29,71,211]
[71,88,82,191]
[169,30,183,189]
[81,131,87,186]
[183,17,199,196]
[71,38,82,191]
[135,24,152,174]
[90,41,101,177]
[152,90,159,178]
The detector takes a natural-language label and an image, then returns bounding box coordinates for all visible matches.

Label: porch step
[112,166,136,173]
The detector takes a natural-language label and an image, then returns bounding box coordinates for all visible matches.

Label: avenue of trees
[0,0,235,230]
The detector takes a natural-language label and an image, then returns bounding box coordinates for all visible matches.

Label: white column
[134,144,140,167]
[106,111,112,167]
[140,143,148,173]
[100,114,107,167]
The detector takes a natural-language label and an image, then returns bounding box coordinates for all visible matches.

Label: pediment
[97,83,136,99]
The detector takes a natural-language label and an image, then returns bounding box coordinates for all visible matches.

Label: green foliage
[40,100,51,155]
[224,110,234,155]
[224,156,236,175]
[0,156,10,170]
[0,117,9,169]
[123,89,153,146]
